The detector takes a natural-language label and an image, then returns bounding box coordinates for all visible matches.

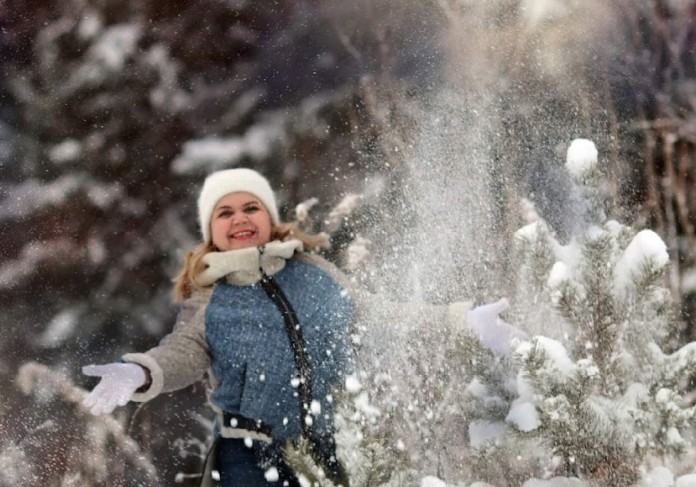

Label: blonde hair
[173,222,328,301]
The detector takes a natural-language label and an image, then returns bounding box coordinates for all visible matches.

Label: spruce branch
[514,221,557,293]
[651,388,694,457]
[283,437,337,487]
[453,330,519,423]
[632,260,670,299]
[15,361,158,483]
[553,280,586,336]
[576,234,623,384]
[517,339,569,399]
[659,342,696,388]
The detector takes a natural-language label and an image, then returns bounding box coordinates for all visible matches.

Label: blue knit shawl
[205,258,354,440]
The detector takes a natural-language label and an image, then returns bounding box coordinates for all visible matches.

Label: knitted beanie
[197,168,280,243]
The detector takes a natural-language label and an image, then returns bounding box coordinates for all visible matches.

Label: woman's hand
[466,298,528,355]
[82,362,147,415]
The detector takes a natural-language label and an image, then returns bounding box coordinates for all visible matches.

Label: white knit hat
[197,168,280,243]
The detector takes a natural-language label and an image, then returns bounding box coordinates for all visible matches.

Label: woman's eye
[244,206,260,213]
[217,210,232,218]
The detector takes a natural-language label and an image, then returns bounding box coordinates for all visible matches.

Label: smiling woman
[79,167,515,486]
[82,168,355,487]
[210,192,273,251]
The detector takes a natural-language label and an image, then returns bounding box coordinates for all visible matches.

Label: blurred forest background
[1,0,696,485]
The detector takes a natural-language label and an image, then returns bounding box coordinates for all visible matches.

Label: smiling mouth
[230,230,256,240]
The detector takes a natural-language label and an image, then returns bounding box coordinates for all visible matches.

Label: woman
[83,168,520,486]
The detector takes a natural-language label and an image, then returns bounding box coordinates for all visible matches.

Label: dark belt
[222,412,273,437]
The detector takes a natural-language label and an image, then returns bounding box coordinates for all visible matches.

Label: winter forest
[2,0,696,486]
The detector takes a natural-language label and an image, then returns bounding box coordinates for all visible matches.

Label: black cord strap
[260,275,313,434]
[260,273,350,487]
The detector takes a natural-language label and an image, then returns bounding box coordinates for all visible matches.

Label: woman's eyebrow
[215,201,258,211]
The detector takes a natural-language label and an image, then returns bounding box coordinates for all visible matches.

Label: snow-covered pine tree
[282,385,411,487]
[257,138,696,487]
[502,139,696,486]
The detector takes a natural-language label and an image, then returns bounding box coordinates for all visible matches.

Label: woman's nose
[231,212,249,224]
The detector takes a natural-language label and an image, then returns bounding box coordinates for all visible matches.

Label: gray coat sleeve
[296,253,474,386]
[123,288,213,402]
[297,253,473,335]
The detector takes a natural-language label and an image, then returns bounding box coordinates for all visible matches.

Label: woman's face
[210,192,273,251]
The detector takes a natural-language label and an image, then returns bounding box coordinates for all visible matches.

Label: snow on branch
[16,362,157,481]
[1,174,122,221]
[565,138,599,181]
[613,230,669,296]
[171,122,284,175]
[0,239,82,290]
[659,342,696,389]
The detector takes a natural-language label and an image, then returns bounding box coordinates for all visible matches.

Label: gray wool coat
[122,239,471,441]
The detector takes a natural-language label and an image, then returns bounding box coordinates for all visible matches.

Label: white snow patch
[614,229,669,294]
[552,239,582,272]
[522,477,589,487]
[87,237,107,265]
[547,261,570,288]
[327,193,361,232]
[522,477,587,487]
[520,197,540,224]
[0,239,80,290]
[536,336,576,376]
[264,467,279,482]
[49,139,82,163]
[1,175,122,221]
[78,11,103,40]
[465,378,488,399]
[420,476,447,487]
[171,123,281,174]
[675,474,696,487]
[72,23,141,86]
[171,137,244,174]
[640,466,674,487]
[0,445,31,485]
[515,221,544,243]
[353,391,380,419]
[344,235,371,271]
[345,374,362,393]
[604,219,628,238]
[517,336,575,378]
[39,307,81,348]
[92,24,140,72]
[506,400,540,432]
[145,44,190,113]
[565,138,598,180]
[521,0,570,27]
[468,420,507,449]
[585,225,606,241]
[295,197,319,223]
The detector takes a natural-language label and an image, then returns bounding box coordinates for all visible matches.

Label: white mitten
[466,298,528,355]
[82,362,147,415]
